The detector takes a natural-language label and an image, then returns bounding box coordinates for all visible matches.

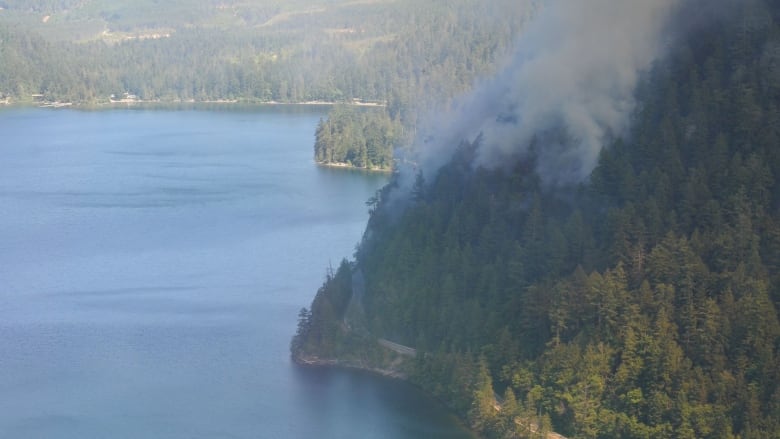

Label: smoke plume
[413,0,681,186]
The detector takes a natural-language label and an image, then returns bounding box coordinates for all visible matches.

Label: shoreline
[292,351,484,439]
[292,353,407,380]
[295,353,567,439]
[316,161,393,174]
[1,98,386,110]
[293,347,568,439]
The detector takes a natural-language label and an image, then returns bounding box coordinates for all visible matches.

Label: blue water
[0,107,473,439]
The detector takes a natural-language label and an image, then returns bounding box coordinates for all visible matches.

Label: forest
[0,0,531,171]
[293,0,780,438]
[0,0,527,112]
[313,106,401,171]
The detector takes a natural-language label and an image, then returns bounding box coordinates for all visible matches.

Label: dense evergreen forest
[313,106,401,171]
[0,0,528,113]
[293,1,780,438]
[0,0,530,171]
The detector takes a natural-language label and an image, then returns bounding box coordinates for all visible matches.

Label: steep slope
[293,1,780,438]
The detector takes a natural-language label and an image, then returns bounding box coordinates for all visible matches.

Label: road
[378,338,417,357]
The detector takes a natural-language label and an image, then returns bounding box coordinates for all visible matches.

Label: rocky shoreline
[292,352,407,380]
[315,161,393,174]
[292,350,568,439]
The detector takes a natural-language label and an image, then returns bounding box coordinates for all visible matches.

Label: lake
[0,106,473,438]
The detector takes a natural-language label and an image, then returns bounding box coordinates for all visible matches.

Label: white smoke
[414,0,681,185]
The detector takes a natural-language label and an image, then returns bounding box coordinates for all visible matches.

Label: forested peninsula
[313,106,400,172]
[0,0,530,173]
[293,1,780,438]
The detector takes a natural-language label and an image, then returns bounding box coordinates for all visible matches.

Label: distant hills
[0,0,371,40]
[0,0,528,113]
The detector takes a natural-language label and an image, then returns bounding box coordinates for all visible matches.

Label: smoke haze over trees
[295,0,780,437]
[411,0,681,186]
[4,0,778,437]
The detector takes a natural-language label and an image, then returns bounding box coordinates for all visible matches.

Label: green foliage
[314,106,401,171]
[300,1,780,437]
[2,1,531,181]
[0,0,528,112]
[291,259,353,358]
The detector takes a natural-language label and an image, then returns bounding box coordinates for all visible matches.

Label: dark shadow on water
[291,363,476,439]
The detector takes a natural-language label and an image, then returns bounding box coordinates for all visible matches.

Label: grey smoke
[412,0,681,186]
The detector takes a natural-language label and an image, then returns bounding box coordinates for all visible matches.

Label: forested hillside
[293,1,780,438]
[0,0,529,109]
[0,0,531,172]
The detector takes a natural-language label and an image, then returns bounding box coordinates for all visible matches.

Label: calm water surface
[0,107,473,438]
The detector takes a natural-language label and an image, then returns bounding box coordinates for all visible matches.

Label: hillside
[0,0,529,110]
[0,0,535,176]
[292,1,780,438]
[0,0,380,40]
